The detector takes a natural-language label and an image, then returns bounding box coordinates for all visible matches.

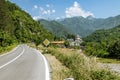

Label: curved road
[0,44,50,80]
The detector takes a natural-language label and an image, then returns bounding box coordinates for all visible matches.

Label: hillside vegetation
[83,25,120,59]
[42,47,120,80]
[40,15,120,37]
[38,19,73,38]
[0,0,54,52]
[60,16,120,37]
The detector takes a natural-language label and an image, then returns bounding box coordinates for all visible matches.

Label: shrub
[108,40,120,59]
[43,47,120,80]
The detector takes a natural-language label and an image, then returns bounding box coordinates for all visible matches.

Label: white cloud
[42,11,48,14]
[56,17,60,20]
[34,5,38,9]
[41,9,55,15]
[32,4,56,19]
[52,10,56,13]
[33,16,41,20]
[39,7,44,11]
[46,4,50,7]
[47,10,51,14]
[65,1,94,18]
[74,1,79,7]
[42,10,50,15]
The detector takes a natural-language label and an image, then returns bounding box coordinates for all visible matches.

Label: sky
[10,0,120,20]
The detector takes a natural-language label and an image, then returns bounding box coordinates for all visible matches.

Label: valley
[0,0,120,80]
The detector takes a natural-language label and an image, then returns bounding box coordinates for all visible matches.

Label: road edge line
[0,45,25,69]
[37,50,50,80]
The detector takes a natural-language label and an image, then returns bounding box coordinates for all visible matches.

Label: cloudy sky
[10,0,120,20]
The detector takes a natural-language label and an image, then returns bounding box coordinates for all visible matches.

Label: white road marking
[36,50,50,80]
[0,45,19,57]
[0,46,25,69]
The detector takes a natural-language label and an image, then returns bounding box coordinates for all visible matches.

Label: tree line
[82,25,120,59]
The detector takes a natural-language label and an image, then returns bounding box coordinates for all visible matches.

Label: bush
[64,40,70,48]
[108,40,120,59]
[91,70,119,80]
[85,42,109,57]
[43,47,120,80]
[0,43,18,55]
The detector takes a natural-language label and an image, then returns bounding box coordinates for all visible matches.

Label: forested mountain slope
[83,25,120,59]
[39,19,73,38]
[60,16,120,37]
[0,0,54,48]
[39,15,120,37]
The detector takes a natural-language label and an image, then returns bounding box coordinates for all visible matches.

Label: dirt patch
[98,63,120,75]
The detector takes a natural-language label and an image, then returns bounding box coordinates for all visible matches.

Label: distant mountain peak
[60,15,120,37]
[86,15,94,20]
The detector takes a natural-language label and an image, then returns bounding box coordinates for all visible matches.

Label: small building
[67,39,74,46]
[67,35,83,47]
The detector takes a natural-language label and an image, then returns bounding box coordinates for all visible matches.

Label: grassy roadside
[28,44,120,80]
[42,47,120,80]
[97,58,120,64]
[27,44,72,80]
[44,54,72,80]
[0,43,18,55]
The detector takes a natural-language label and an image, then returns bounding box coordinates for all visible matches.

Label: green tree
[108,40,120,59]
[64,40,70,48]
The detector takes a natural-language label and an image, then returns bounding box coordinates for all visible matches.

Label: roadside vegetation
[97,58,120,64]
[0,43,18,55]
[38,45,120,80]
[44,54,71,80]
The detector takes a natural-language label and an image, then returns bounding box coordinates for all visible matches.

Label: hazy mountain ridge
[38,19,74,37]
[60,15,120,37]
[39,15,120,37]
[84,25,120,43]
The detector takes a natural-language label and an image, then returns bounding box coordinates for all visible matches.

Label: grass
[28,44,120,80]
[42,47,120,80]
[28,44,73,79]
[44,54,72,80]
[0,43,18,55]
[97,58,120,64]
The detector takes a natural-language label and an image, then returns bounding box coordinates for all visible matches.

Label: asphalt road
[0,44,50,80]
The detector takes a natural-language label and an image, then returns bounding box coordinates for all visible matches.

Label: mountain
[84,25,120,44]
[83,25,120,59]
[60,15,120,37]
[38,19,74,37]
[39,15,120,38]
[0,0,54,47]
